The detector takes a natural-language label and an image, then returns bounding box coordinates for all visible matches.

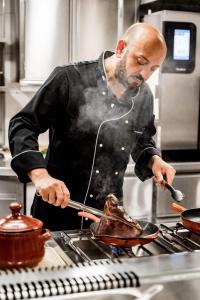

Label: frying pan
[78,212,159,247]
[171,202,200,232]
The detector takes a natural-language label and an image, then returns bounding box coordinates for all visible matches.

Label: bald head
[105,22,167,92]
[123,22,167,57]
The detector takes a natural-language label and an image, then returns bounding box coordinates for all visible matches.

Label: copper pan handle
[171,202,186,213]
[78,211,100,223]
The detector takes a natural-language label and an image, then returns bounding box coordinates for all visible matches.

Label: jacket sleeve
[8,66,69,183]
[131,86,161,181]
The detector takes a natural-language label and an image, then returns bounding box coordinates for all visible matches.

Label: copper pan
[78,212,159,248]
[171,202,200,232]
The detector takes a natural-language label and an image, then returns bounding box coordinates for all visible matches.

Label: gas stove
[51,222,200,263]
[2,222,200,300]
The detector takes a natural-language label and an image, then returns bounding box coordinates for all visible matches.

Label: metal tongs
[68,199,139,226]
[68,199,117,221]
[163,180,184,202]
[68,199,105,217]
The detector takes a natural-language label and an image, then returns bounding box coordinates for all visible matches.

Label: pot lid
[0,202,43,232]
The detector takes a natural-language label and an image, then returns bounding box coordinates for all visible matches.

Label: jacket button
[102,91,106,95]
[99,143,103,148]
[115,171,119,175]
[96,170,100,174]
[111,103,115,108]
[125,120,129,124]
[89,194,94,198]
[121,147,125,151]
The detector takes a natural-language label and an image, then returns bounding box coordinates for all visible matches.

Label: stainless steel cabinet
[26,182,35,215]
[20,0,135,90]
[156,174,200,218]
[0,176,24,217]
[123,163,153,220]
[0,161,25,216]
[155,162,200,221]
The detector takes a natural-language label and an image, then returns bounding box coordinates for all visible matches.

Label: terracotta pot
[0,202,51,269]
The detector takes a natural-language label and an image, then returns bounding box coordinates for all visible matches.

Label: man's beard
[115,53,144,90]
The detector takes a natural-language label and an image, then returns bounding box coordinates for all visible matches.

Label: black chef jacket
[9,51,161,230]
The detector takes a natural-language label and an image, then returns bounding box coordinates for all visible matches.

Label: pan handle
[78,211,100,223]
[171,202,186,213]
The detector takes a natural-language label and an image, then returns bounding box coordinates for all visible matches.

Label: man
[9,22,175,230]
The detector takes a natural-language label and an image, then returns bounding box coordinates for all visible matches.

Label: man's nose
[139,68,152,81]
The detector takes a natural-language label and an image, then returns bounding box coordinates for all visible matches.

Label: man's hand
[149,155,176,188]
[28,168,70,208]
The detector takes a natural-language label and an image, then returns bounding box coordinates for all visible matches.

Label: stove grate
[52,223,200,263]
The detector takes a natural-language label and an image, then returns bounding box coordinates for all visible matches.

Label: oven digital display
[173,29,190,60]
[162,21,196,73]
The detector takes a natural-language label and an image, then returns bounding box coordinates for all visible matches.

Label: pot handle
[171,202,186,213]
[78,211,100,223]
[40,228,51,242]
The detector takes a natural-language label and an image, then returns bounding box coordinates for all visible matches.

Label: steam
[76,84,137,207]
[77,86,108,129]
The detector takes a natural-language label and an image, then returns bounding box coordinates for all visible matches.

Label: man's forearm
[28,168,49,184]
[27,168,70,208]
[148,155,162,169]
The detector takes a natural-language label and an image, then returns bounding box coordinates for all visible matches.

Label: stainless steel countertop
[140,278,200,300]
[126,251,200,284]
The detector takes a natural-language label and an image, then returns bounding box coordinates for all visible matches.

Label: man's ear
[115,40,127,56]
